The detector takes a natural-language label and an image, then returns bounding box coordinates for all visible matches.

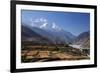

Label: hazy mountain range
[73,31,90,48]
[21,18,90,48]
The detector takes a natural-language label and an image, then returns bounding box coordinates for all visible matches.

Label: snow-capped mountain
[22,18,76,44]
[30,18,62,31]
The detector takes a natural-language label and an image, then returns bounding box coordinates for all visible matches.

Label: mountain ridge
[72,31,90,48]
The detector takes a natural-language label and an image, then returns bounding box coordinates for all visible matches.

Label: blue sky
[21,10,90,36]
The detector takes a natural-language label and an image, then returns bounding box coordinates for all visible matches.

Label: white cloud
[40,18,47,22]
[29,18,61,31]
[34,19,40,23]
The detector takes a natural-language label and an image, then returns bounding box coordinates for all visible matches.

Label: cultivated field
[21,45,90,63]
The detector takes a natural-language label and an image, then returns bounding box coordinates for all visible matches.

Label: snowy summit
[30,18,62,31]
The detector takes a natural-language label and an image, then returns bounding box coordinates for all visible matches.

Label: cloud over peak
[30,18,62,31]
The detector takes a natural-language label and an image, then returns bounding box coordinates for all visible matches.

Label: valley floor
[21,45,90,63]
